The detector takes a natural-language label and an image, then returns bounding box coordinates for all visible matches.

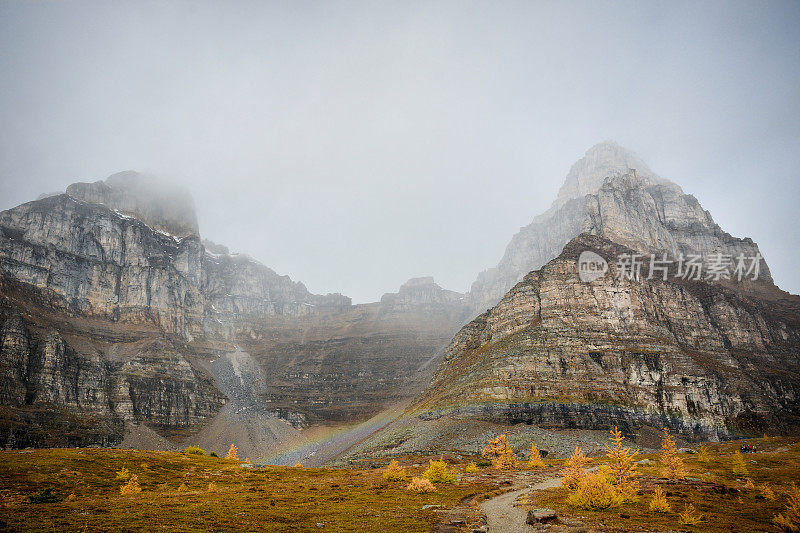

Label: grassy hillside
[0,448,493,532]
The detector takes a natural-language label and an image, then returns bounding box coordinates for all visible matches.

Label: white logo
[578,251,608,282]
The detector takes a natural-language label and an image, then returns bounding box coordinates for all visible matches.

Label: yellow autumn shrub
[649,486,671,513]
[561,446,588,489]
[382,459,407,482]
[120,474,142,495]
[422,457,456,484]
[565,469,623,510]
[184,446,205,456]
[678,503,702,525]
[529,444,545,468]
[115,466,132,481]
[406,476,436,493]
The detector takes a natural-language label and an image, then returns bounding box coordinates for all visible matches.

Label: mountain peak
[553,141,658,207]
[66,171,199,237]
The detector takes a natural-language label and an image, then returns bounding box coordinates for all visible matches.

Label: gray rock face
[380,276,463,310]
[466,142,770,313]
[0,292,226,448]
[66,171,199,238]
[0,172,463,448]
[0,194,206,337]
[423,234,800,439]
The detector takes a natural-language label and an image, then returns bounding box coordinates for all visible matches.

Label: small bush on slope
[422,457,456,484]
[115,466,132,481]
[184,446,205,456]
[383,459,407,482]
[566,469,623,510]
[406,477,436,493]
[648,487,671,513]
[679,503,702,526]
[529,444,545,468]
[120,475,142,495]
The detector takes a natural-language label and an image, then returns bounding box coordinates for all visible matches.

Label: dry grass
[0,448,493,532]
[774,482,800,532]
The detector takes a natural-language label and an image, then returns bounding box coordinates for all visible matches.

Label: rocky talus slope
[0,172,469,449]
[466,141,770,313]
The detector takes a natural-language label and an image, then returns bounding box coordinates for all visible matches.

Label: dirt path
[479,475,562,532]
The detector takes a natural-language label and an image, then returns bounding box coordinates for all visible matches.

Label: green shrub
[422,458,456,484]
[184,446,206,456]
[475,459,492,467]
[209,452,218,458]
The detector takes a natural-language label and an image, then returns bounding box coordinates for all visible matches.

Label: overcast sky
[1,1,798,302]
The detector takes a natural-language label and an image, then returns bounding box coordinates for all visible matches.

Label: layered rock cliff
[0,172,466,448]
[421,234,799,439]
[466,141,771,313]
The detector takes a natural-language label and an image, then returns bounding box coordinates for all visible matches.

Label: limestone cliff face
[0,172,461,447]
[66,171,199,238]
[0,292,226,448]
[243,277,469,423]
[380,277,463,310]
[467,142,770,313]
[424,234,800,439]
[201,250,351,339]
[0,194,206,338]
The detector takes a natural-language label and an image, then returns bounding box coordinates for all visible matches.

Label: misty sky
[1,1,799,302]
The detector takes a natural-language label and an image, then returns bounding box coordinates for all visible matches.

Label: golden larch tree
[648,486,671,513]
[659,428,686,479]
[731,450,748,476]
[529,443,545,468]
[481,434,517,470]
[226,443,239,461]
[561,446,588,489]
[383,459,407,482]
[605,426,639,499]
[773,482,800,532]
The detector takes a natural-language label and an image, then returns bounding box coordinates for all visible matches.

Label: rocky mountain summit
[340,143,798,461]
[0,172,467,451]
[466,141,770,313]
